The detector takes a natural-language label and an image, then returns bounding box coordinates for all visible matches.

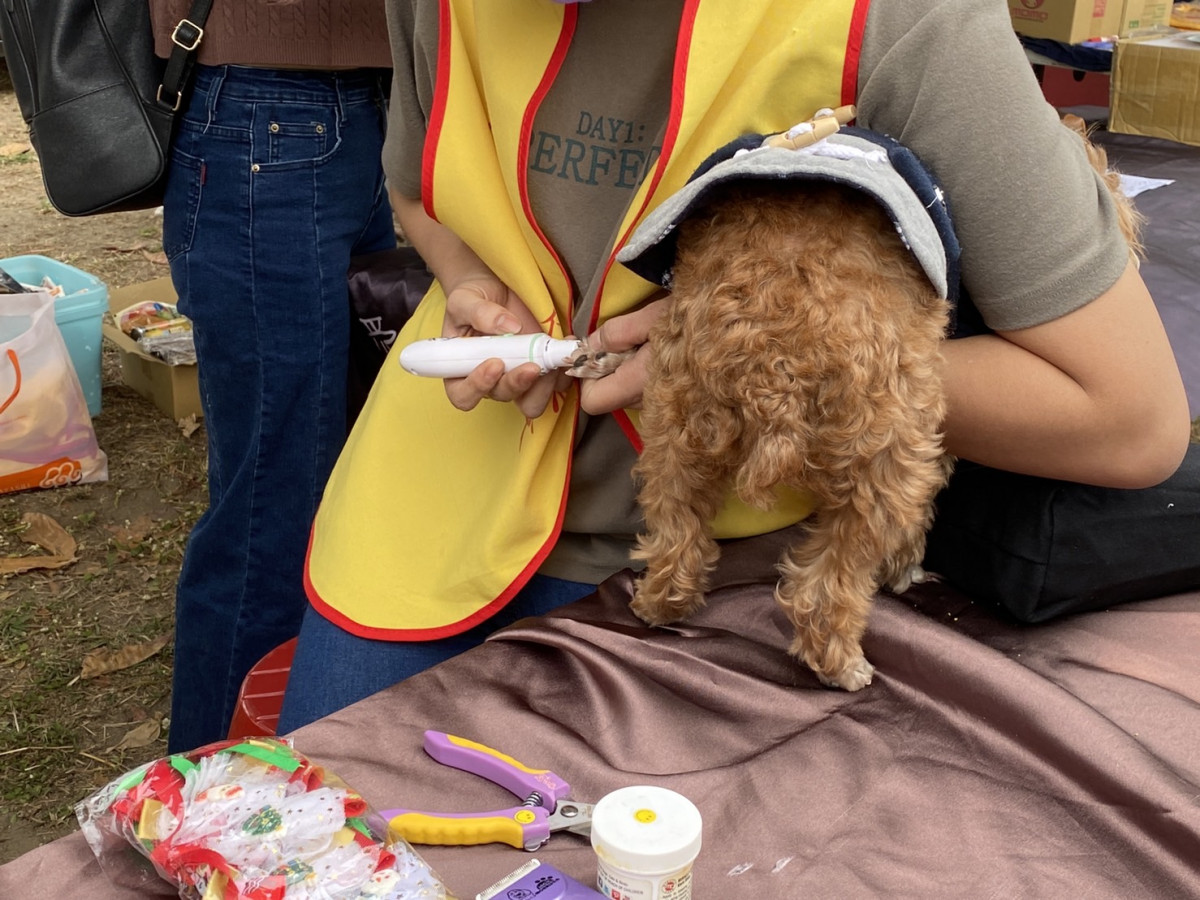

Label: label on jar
[596,863,693,900]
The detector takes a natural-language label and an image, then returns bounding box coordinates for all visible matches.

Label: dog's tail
[731,390,815,511]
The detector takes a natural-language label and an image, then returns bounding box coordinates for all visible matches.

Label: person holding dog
[277,0,1190,731]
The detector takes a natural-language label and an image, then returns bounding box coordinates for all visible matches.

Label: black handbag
[0,0,212,217]
[346,247,433,430]
[923,443,1200,623]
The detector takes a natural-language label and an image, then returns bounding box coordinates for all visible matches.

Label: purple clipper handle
[378,731,571,849]
[422,730,572,808]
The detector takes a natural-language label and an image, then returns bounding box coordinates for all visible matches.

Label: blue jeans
[277,575,597,733]
[163,65,396,753]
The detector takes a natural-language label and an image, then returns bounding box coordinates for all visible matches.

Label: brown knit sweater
[148,0,392,69]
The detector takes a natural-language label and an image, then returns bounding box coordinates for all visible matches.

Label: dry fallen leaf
[80,633,171,680]
[141,249,169,266]
[0,141,32,157]
[109,719,162,752]
[105,513,156,545]
[23,512,76,556]
[177,414,201,437]
[0,513,77,575]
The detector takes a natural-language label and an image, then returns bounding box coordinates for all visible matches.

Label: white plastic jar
[591,785,703,899]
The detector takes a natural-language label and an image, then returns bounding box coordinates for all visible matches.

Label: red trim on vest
[301,521,513,641]
[587,0,698,336]
[842,0,871,107]
[599,0,700,448]
[520,7,578,326]
[303,407,581,642]
[422,0,454,219]
[612,409,644,454]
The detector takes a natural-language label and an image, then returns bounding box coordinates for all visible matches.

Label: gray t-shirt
[383,0,1129,584]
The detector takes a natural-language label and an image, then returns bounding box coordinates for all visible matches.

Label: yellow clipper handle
[386,806,548,849]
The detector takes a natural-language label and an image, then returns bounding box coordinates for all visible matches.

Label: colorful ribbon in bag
[76,738,448,899]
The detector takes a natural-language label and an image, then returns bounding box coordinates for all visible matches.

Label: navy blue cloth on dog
[619,126,960,301]
[615,124,994,336]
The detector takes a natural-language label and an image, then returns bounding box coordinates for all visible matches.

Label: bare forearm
[942,265,1189,488]
[391,190,491,293]
[943,334,1118,480]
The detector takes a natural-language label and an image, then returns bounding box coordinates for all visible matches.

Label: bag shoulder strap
[157,0,216,112]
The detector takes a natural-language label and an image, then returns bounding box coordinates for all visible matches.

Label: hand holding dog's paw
[565,344,636,378]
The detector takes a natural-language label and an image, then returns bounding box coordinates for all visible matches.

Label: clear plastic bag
[115,299,197,365]
[76,737,453,900]
[138,331,197,365]
[0,290,107,493]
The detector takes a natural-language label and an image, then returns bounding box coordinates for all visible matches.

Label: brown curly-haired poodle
[625,119,1141,692]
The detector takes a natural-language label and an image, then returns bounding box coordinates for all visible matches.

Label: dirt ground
[0,60,208,862]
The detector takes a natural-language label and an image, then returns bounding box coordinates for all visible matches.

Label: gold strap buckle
[170,18,204,52]
[156,84,183,112]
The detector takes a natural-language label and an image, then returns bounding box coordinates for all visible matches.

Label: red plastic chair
[226,637,297,739]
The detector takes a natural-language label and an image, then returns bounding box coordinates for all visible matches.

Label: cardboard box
[1009,0,1122,44]
[1110,32,1200,147]
[1115,0,1172,35]
[102,278,202,421]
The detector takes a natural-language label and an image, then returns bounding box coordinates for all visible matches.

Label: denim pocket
[267,120,329,163]
[255,103,339,171]
[162,148,203,263]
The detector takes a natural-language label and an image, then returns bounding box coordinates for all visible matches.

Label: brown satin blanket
[3,571,1199,898]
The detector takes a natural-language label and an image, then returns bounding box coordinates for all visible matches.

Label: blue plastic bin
[0,254,109,417]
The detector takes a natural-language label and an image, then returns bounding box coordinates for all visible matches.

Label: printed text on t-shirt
[529,111,661,189]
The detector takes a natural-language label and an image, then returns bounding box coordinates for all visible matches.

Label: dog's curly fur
[629,180,949,690]
[628,122,1141,692]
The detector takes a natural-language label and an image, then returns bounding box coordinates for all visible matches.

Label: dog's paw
[564,345,636,379]
[630,584,706,626]
[885,564,928,595]
[817,656,875,692]
[629,593,679,626]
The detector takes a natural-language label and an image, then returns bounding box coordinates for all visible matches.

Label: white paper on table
[1119,174,1174,198]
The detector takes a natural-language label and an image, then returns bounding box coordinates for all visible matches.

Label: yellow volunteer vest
[306,0,871,638]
